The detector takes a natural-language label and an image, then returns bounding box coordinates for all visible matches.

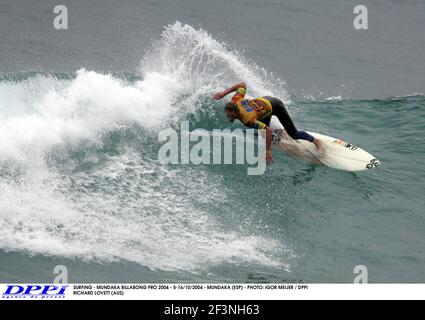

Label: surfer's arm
[213,82,246,100]
[246,120,273,164]
[265,127,272,164]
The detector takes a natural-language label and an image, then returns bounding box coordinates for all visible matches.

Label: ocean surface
[0,0,424,283]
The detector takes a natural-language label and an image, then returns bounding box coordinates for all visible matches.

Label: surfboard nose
[366,158,380,169]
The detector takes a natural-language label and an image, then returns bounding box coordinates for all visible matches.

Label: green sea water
[0,21,424,283]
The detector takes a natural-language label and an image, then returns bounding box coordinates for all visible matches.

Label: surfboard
[272,130,380,172]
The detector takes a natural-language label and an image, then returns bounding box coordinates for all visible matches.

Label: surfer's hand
[266,151,273,166]
[213,92,225,100]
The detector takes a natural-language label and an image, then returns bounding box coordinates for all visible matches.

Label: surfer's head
[225,102,239,122]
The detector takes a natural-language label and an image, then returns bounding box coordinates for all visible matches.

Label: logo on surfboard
[335,139,358,151]
[366,159,380,169]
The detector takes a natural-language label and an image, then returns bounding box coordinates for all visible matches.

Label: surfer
[213,82,325,165]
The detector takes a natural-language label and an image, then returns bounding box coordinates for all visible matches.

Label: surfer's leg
[261,115,271,126]
[294,131,315,142]
[266,97,315,143]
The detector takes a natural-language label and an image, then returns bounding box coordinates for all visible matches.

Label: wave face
[1,22,425,282]
[0,23,292,276]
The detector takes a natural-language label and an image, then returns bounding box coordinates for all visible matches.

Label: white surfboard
[272,130,380,172]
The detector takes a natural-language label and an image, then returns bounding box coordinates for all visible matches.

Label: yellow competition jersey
[231,87,272,129]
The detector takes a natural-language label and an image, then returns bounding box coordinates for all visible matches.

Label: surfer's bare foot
[313,138,325,154]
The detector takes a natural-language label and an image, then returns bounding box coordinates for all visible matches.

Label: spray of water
[0,22,293,273]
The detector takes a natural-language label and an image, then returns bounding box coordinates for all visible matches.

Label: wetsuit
[231,87,315,142]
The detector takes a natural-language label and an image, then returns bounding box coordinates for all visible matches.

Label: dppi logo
[2,285,68,299]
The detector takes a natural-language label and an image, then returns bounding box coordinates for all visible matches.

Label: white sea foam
[0,22,293,272]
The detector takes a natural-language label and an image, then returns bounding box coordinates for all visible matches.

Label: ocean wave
[0,22,292,273]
